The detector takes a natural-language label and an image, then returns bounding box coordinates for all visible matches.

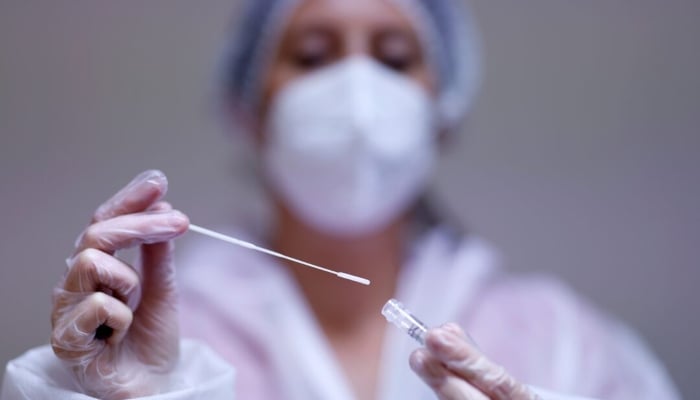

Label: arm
[6,170,238,399]
[410,316,680,400]
[1,340,235,400]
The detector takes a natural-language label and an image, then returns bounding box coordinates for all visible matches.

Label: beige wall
[1,1,698,397]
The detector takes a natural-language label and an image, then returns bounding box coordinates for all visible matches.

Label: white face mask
[263,57,437,236]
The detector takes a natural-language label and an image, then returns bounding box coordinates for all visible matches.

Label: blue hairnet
[222,0,482,129]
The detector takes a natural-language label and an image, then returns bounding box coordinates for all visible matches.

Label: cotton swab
[187,223,371,286]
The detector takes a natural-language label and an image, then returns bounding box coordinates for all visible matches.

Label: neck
[271,203,406,334]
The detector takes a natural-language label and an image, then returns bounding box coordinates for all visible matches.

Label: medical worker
[1,0,680,399]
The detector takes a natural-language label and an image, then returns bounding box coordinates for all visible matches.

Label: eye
[374,30,422,73]
[292,50,331,70]
[378,53,414,72]
[288,29,338,71]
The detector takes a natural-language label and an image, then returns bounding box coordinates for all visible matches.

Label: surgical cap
[221,0,482,129]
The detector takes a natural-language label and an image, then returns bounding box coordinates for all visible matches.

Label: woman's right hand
[50,170,190,400]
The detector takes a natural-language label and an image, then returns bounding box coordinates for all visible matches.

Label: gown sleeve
[571,310,681,399]
[467,275,681,400]
[0,339,236,400]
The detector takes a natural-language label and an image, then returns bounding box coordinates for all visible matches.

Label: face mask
[263,57,437,236]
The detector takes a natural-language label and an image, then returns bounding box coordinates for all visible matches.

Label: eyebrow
[374,26,422,53]
[286,23,336,41]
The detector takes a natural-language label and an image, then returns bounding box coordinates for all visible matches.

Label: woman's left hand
[410,323,539,400]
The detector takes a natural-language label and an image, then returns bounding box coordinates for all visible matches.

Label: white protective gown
[177,224,679,399]
[1,225,680,399]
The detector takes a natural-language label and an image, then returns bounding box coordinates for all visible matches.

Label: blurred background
[0,1,697,398]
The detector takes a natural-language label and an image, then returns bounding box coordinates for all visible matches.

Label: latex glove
[410,323,540,400]
[50,170,190,399]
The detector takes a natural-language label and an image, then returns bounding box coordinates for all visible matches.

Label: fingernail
[426,328,460,354]
[409,350,427,373]
[411,350,449,384]
[440,322,479,347]
[432,329,459,351]
[143,170,167,188]
[140,210,188,232]
[130,169,167,190]
[408,349,429,376]
[442,322,462,334]
[168,210,190,228]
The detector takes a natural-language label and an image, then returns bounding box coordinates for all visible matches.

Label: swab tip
[337,272,371,285]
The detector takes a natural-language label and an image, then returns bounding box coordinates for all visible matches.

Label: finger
[64,248,141,311]
[442,322,479,347]
[51,292,132,363]
[425,329,537,400]
[410,349,488,400]
[130,240,180,368]
[139,240,177,310]
[75,210,189,254]
[92,170,168,223]
[147,201,172,212]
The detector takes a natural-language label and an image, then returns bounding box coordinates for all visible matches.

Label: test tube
[382,298,429,345]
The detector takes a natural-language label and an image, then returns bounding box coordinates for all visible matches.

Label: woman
[1,0,679,399]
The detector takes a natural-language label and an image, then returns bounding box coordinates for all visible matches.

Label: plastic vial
[382,298,429,345]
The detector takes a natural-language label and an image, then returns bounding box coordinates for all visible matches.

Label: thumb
[138,240,178,316]
[426,328,537,400]
[129,214,186,370]
[137,205,187,316]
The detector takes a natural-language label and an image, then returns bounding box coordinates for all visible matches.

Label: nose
[345,58,379,142]
[344,30,372,58]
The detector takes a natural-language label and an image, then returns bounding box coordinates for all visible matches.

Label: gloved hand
[50,170,190,400]
[410,323,540,400]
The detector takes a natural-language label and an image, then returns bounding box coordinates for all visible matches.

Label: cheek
[413,67,437,97]
[256,72,288,146]
[259,66,303,131]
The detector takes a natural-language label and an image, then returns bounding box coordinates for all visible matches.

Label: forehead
[286,0,418,32]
